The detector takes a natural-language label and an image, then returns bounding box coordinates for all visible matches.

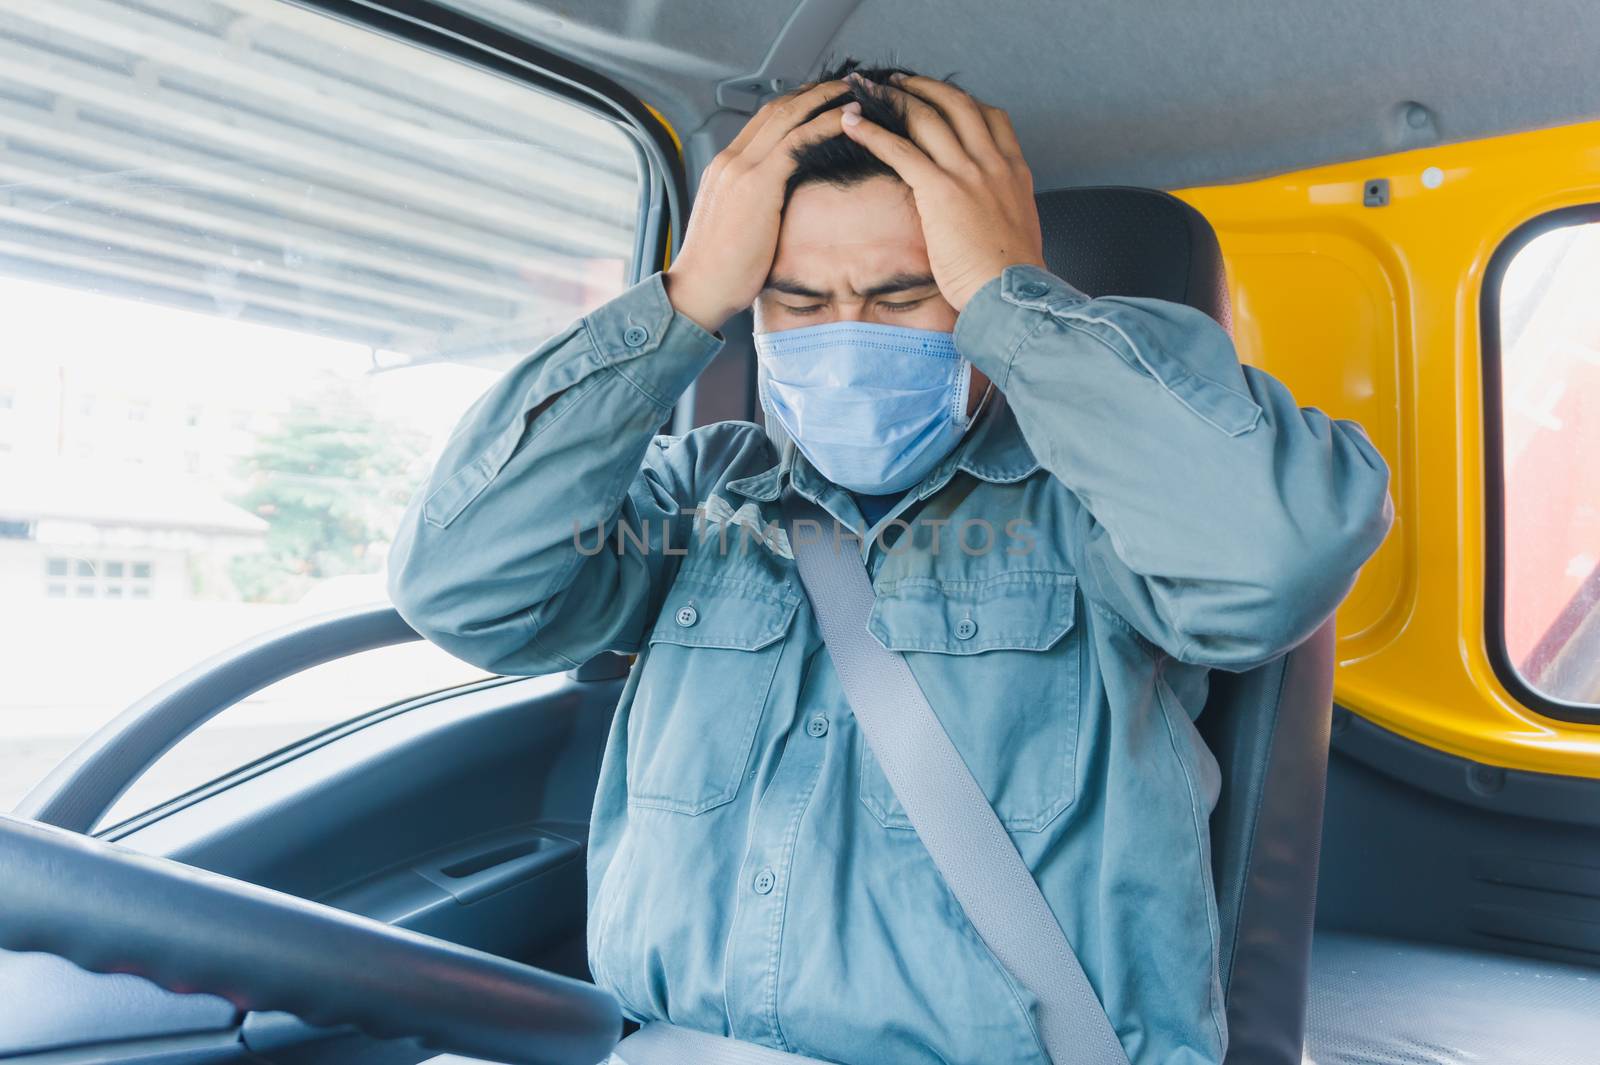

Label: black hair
[782,57,958,206]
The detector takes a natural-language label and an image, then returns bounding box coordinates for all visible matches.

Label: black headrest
[1034,186,1232,335]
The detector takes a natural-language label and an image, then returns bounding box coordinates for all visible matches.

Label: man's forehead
[769,177,929,290]
[768,220,934,297]
[763,269,937,299]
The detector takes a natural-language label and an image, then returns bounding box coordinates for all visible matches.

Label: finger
[888,74,1006,167]
[735,79,854,162]
[978,101,1025,161]
[838,108,944,190]
[721,78,850,159]
[859,79,976,174]
[754,107,849,179]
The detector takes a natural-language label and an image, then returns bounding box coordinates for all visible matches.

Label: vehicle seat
[1036,186,1338,1065]
[425,190,1339,1065]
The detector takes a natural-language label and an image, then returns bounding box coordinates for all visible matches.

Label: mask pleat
[755,321,974,495]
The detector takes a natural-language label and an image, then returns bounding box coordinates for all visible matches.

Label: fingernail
[841,110,861,127]
[889,72,907,84]
[842,100,861,115]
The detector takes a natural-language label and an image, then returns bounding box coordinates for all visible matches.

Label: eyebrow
[764,272,938,301]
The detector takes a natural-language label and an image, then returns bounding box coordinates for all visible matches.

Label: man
[387,61,1392,1065]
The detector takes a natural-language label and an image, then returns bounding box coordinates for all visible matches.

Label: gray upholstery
[1202,621,1337,1065]
[443,0,1600,191]
[1305,930,1600,1065]
[1035,186,1232,334]
[1036,186,1336,1065]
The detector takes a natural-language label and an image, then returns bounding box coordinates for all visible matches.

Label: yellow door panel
[1218,233,1410,651]
[1178,120,1600,778]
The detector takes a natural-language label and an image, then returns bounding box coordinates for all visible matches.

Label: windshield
[0,0,643,814]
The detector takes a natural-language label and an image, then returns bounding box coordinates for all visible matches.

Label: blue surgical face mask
[754,320,983,495]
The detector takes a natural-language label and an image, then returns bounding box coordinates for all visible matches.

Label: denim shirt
[386,264,1394,1065]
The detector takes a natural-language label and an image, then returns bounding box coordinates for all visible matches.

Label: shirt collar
[723,389,1040,504]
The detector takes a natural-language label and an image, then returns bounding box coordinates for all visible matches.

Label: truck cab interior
[1,3,1598,1065]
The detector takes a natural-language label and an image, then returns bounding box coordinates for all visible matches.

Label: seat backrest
[1035,187,1337,1065]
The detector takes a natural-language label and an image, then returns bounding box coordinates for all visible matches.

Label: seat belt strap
[779,490,1132,1065]
[604,491,1131,1065]
[610,1021,840,1065]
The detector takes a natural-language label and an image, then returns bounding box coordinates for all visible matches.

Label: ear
[966,365,993,417]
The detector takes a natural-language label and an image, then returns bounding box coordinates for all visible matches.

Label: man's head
[781,59,920,208]
[670,56,1039,493]
[755,60,965,342]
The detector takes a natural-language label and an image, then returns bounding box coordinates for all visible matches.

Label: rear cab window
[1485,206,1600,716]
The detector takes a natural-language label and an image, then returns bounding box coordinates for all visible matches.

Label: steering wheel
[0,813,619,1064]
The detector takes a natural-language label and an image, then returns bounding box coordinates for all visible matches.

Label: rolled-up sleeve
[954,263,1394,671]
[385,271,728,675]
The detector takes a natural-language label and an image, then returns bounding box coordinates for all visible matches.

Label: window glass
[0,0,642,814]
[1495,217,1600,707]
[96,643,507,829]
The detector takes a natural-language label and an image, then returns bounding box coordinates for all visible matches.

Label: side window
[0,1,642,815]
[1486,209,1600,713]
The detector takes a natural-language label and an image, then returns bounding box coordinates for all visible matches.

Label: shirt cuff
[585,270,725,408]
[953,264,1091,389]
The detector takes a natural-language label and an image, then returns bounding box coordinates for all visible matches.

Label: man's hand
[839,73,1045,313]
[663,81,852,335]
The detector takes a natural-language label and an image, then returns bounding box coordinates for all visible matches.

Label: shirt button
[623,325,650,347]
[752,868,776,894]
[1017,281,1049,298]
[806,714,829,738]
[954,618,978,640]
[675,604,698,627]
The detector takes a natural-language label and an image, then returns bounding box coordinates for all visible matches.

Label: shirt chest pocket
[858,570,1083,833]
[626,573,800,816]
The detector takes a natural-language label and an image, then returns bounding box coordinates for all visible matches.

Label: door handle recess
[414,827,581,904]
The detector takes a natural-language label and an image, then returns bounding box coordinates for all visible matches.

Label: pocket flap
[422,414,527,529]
[867,570,1077,654]
[650,572,800,651]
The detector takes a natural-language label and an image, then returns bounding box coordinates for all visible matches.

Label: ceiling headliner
[442,0,1600,190]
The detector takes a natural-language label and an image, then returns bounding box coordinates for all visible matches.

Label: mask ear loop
[957,360,995,430]
[755,358,794,453]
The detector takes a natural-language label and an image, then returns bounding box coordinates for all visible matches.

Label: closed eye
[880,298,928,312]
[779,303,825,315]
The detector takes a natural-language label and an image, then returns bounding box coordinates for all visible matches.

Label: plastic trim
[1329,702,1600,828]
[95,672,522,842]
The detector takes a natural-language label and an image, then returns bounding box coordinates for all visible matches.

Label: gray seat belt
[610,490,1129,1065]
[609,1020,836,1064]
